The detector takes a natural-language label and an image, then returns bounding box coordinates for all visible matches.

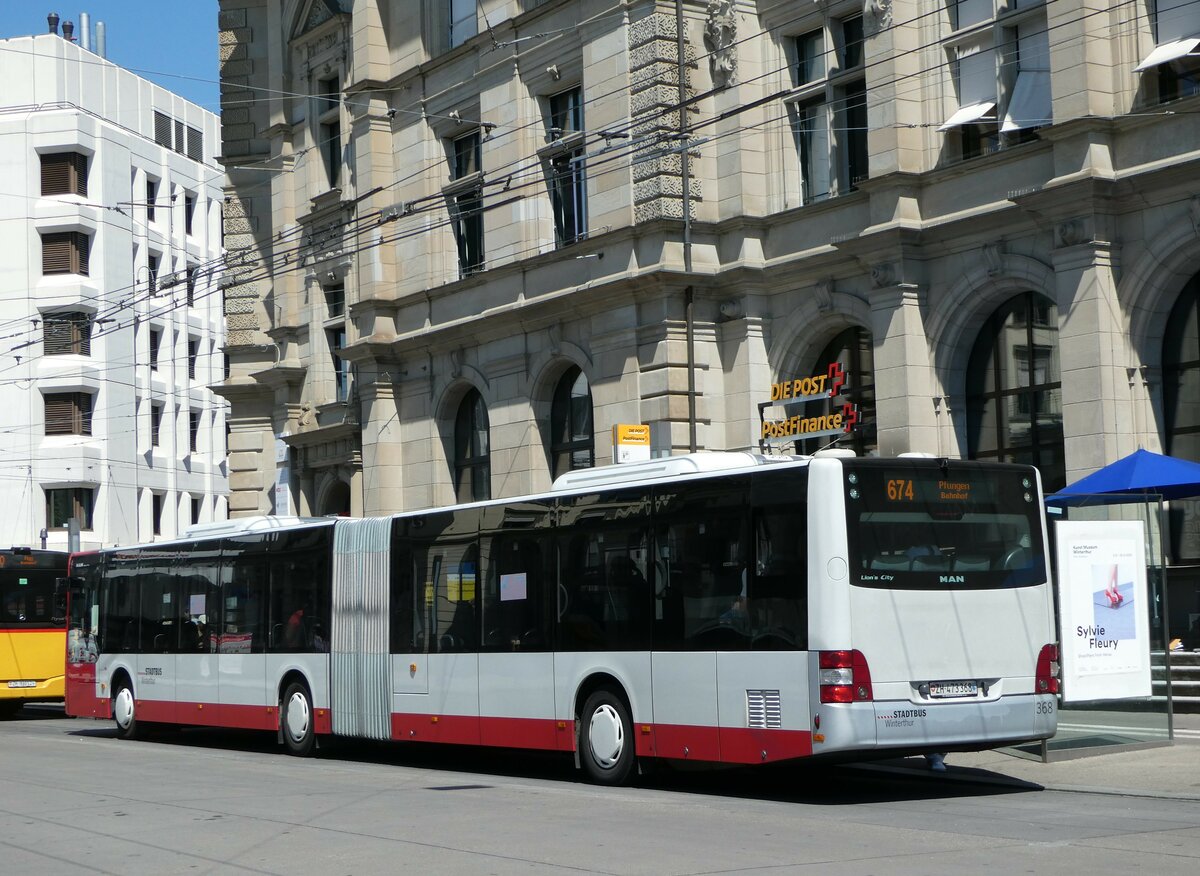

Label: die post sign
[759,361,858,447]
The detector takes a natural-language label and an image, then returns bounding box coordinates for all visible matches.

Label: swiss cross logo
[827,361,846,398]
[841,403,858,432]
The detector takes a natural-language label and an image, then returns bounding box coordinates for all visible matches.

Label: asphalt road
[2,705,1199,875]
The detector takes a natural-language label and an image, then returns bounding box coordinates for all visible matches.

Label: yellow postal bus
[0,549,68,717]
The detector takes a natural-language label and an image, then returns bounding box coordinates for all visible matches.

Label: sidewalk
[867,713,1200,800]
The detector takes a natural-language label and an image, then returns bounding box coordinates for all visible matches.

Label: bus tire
[112,679,139,740]
[579,688,635,786]
[0,701,21,720]
[281,682,315,757]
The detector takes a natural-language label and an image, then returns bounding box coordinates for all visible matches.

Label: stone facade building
[216,1,1200,631]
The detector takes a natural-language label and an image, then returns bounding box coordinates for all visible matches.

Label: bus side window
[416,542,478,653]
[104,557,140,654]
[657,518,748,650]
[223,551,267,655]
[752,509,808,650]
[268,550,326,653]
[482,534,550,651]
[136,556,175,654]
[390,538,420,654]
[558,529,650,651]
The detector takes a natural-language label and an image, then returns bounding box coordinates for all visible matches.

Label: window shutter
[43,317,72,354]
[40,154,71,195]
[74,231,90,275]
[45,392,90,435]
[72,152,88,198]
[174,120,185,154]
[45,394,73,434]
[957,40,997,107]
[79,393,93,435]
[41,232,72,274]
[186,125,203,161]
[153,111,172,147]
[77,313,91,356]
[42,311,91,355]
[151,405,162,445]
[189,410,200,452]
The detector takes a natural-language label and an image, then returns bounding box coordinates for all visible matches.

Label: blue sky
[3,2,221,110]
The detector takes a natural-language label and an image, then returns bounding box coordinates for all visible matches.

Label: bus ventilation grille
[746,689,782,729]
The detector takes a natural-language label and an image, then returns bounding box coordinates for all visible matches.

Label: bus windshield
[1,560,66,628]
[844,460,1046,590]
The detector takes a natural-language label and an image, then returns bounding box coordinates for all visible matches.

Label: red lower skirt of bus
[389,713,812,764]
[68,668,812,765]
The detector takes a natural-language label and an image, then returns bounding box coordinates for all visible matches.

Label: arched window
[454,389,490,502]
[799,326,876,456]
[550,366,594,478]
[966,291,1065,491]
[1164,274,1200,561]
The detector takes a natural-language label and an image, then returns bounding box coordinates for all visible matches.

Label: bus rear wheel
[579,689,635,786]
[281,682,315,757]
[112,680,139,740]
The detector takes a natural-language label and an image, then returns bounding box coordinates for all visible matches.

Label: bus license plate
[929,680,977,698]
[7,680,36,689]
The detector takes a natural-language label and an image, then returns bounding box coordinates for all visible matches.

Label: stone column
[223,401,274,517]
[1052,225,1134,483]
[868,278,939,456]
[716,309,769,452]
[359,366,403,516]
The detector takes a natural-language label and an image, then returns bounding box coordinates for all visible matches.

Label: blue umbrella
[1049,448,1200,502]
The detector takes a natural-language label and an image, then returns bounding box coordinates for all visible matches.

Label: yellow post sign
[613,423,651,463]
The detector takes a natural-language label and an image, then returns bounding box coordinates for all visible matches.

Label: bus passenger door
[174,548,221,725]
[390,518,428,742]
[650,523,722,763]
[652,478,754,763]
[134,551,177,724]
[398,511,479,745]
[64,554,106,718]
[713,474,819,763]
[477,503,557,750]
[218,546,271,730]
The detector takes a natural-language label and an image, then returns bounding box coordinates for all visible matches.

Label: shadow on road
[25,706,1047,807]
[4,703,72,721]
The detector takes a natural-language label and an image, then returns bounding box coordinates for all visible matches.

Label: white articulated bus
[65,452,1058,784]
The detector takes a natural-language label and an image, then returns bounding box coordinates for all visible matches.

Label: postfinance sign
[760,362,857,445]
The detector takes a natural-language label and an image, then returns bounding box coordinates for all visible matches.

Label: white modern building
[0,27,227,550]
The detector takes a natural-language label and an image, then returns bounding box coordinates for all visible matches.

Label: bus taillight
[1036,643,1060,694]
[818,649,873,703]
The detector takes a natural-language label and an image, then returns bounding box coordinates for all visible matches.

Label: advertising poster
[1054,520,1151,701]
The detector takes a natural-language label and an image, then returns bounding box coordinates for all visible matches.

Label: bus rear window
[844,461,1046,589]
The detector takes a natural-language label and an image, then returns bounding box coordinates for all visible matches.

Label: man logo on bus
[940,575,965,584]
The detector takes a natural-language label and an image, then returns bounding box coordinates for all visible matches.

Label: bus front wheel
[112,680,139,740]
[579,689,635,786]
[281,682,315,756]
